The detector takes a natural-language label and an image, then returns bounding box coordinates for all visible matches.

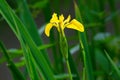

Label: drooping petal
[45,23,53,37]
[66,19,84,32]
[50,13,59,23]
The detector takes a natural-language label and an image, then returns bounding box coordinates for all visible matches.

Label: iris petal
[45,13,84,37]
[66,19,84,32]
[64,15,71,23]
[59,14,65,30]
[59,14,64,22]
[45,23,53,37]
[50,13,59,23]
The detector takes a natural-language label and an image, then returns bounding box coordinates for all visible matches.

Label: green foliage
[0,0,120,80]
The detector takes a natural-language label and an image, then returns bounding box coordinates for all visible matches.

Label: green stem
[66,59,73,80]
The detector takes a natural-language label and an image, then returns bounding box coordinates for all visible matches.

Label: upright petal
[64,15,71,23]
[50,13,59,23]
[66,19,84,32]
[45,23,53,37]
[59,14,65,30]
[59,14,64,22]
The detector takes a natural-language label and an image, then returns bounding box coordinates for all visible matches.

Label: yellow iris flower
[45,13,84,37]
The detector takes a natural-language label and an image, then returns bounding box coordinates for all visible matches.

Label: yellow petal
[59,14,65,30]
[50,13,59,23]
[66,19,84,32]
[64,15,71,23]
[59,14,64,22]
[45,23,53,37]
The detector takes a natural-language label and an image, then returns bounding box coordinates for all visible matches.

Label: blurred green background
[0,0,120,80]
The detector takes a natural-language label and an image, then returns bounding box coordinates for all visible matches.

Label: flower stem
[66,59,73,80]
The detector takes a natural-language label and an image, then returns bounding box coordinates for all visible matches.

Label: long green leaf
[10,4,43,80]
[95,49,110,73]
[74,2,94,80]
[0,0,55,79]
[15,0,52,68]
[105,51,120,78]
[16,0,43,46]
[0,41,25,80]
[0,43,55,64]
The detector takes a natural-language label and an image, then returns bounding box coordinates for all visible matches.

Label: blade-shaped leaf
[0,41,26,80]
[74,1,94,80]
[105,51,120,79]
[0,0,55,79]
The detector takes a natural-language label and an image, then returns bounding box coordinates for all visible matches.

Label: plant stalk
[66,59,73,80]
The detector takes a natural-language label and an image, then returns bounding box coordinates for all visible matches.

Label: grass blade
[0,0,55,79]
[0,41,26,80]
[105,50,120,78]
[74,2,94,80]
[16,0,43,46]
[16,0,52,68]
